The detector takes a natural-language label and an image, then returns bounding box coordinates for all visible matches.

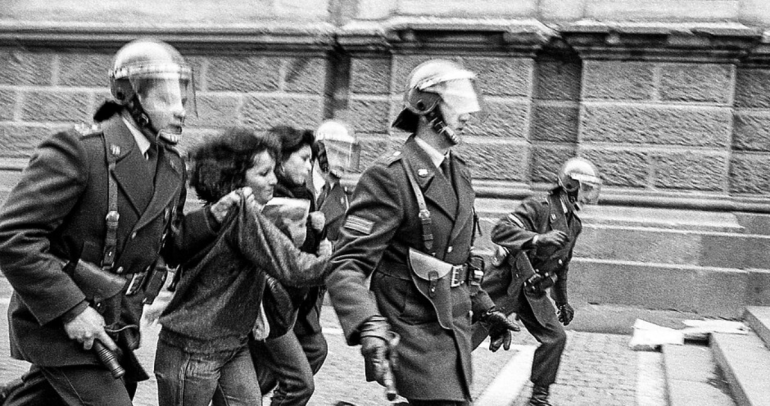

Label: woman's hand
[308,211,326,232]
[317,238,333,257]
[209,187,253,223]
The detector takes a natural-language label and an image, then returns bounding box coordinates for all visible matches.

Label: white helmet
[557,157,602,205]
[313,120,360,177]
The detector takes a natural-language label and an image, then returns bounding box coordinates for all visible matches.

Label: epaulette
[381,150,403,166]
[73,122,101,139]
[454,153,467,164]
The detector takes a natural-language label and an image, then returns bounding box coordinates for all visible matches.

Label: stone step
[569,258,753,319]
[576,224,770,270]
[744,306,770,350]
[711,331,770,406]
[662,343,736,406]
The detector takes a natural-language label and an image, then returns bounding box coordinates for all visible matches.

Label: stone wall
[2,0,770,212]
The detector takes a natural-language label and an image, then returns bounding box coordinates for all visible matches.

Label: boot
[529,384,552,406]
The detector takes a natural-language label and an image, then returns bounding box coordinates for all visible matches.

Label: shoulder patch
[344,215,375,235]
[507,213,525,228]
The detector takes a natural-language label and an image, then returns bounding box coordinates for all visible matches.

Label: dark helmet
[392,59,482,141]
[557,157,602,205]
[109,38,195,144]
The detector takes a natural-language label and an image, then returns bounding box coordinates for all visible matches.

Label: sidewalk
[0,277,665,405]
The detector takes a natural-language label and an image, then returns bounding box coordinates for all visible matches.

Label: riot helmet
[313,120,360,178]
[557,157,602,206]
[392,59,483,145]
[109,38,195,145]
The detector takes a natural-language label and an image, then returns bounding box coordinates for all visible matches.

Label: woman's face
[245,151,277,205]
[280,144,313,186]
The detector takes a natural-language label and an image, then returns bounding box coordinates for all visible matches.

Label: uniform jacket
[318,181,350,244]
[481,190,582,327]
[0,113,216,367]
[326,136,494,401]
[158,196,329,353]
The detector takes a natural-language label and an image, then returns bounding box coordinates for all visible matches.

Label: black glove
[360,316,392,386]
[481,308,520,352]
[537,230,567,247]
[557,303,574,326]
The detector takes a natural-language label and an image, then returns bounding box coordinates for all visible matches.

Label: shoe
[529,384,552,406]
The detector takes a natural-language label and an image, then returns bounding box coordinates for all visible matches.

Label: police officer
[471,157,602,406]
[325,60,518,405]
[0,38,240,405]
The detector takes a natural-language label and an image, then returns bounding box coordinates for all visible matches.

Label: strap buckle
[450,265,466,288]
[125,271,147,296]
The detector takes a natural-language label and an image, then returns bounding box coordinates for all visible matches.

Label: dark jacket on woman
[158,195,328,353]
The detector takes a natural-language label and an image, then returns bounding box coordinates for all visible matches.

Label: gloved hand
[482,308,520,352]
[557,303,575,326]
[360,316,393,386]
[537,230,567,247]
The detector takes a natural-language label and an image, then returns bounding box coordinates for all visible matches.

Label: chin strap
[426,109,460,145]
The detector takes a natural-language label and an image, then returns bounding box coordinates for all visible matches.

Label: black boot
[529,384,552,406]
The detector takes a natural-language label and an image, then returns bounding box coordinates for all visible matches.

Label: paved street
[0,276,665,405]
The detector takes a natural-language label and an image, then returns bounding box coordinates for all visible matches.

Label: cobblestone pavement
[0,277,665,405]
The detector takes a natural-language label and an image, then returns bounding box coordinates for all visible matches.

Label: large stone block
[0,51,53,86]
[176,128,220,156]
[729,153,770,194]
[455,140,528,181]
[463,57,533,98]
[347,98,391,133]
[392,55,436,91]
[580,149,649,188]
[577,224,701,265]
[242,95,323,130]
[474,100,530,138]
[536,59,582,101]
[540,0,586,20]
[58,53,111,88]
[0,124,62,158]
[531,104,579,143]
[740,0,770,25]
[0,89,16,121]
[652,151,727,191]
[186,94,242,129]
[357,135,399,171]
[582,61,655,101]
[396,0,537,17]
[584,0,741,21]
[21,90,90,123]
[580,104,732,147]
[659,63,733,104]
[530,145,575,183]
[735,68,770,109]
[206,56,281,92]
[283,57,326,95]
[350,58,391,95]
[273,0,330,18]
[733,112,770,152]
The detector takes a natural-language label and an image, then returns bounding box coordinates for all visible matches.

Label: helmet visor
[573,173,602,205]
[431,78,482,116]
[323,139,361,175]
[131,75,193,115]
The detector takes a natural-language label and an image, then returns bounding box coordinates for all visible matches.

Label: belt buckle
[450,265,464,288]
[125,272,146,296]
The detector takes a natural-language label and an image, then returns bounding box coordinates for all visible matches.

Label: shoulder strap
[400,159,434,253]
[101,130,120,271]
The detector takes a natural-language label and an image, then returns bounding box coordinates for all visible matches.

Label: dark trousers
[251,329,328,406]
[471,293,567,387]
[4,364,136,406]
[407,400,470,406]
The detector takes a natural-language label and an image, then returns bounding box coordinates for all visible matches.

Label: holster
[116,328,149,382]
[61,258,126,304]
[407,248,463,330]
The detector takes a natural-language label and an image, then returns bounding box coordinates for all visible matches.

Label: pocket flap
[407,248,453,281]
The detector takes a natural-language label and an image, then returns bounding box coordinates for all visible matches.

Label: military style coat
[317,181,350,244]
[0,113,216,368]
[481,190,582,327]
[326,136,494,401]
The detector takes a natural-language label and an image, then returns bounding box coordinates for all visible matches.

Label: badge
[110,145,121,156]
[551,214,557,221]
[418,169,429,177]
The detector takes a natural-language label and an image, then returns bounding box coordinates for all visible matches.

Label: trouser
[407,400,471,406]
[251,329,328,406]
[4,364,136,406]
[154,339,261,406]
[471,293,567,387]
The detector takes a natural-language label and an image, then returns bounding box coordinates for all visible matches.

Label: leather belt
[124,271,148,296]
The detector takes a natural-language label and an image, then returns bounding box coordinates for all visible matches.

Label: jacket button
[558,259,563,266]
[130,232,137,239]
[116,266,124,274]
[447,246,453,253]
